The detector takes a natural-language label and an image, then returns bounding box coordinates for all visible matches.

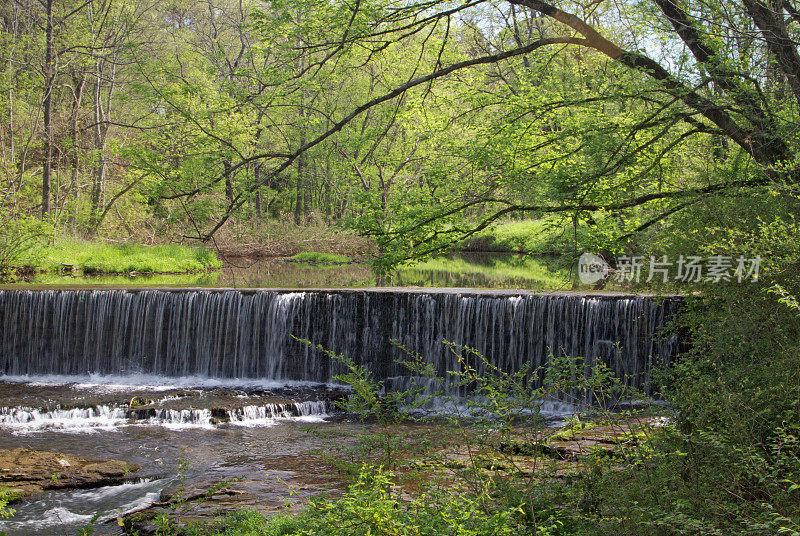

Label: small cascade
[0,289,681,395]
[0,405,128,432]
[228,400,330,426]
[146,408,213,428]
[0,400,333,432]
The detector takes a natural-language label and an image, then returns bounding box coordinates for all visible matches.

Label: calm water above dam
[7,253,574,290]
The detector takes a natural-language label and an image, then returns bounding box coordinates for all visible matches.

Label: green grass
[287,251,352,265]
[19,237,222,275]
[465,217,592,255]
[3,271,221,287]
[182,509,304,536]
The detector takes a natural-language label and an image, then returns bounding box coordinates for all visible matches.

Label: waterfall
[0,290,680,394]
[0,400,332,432]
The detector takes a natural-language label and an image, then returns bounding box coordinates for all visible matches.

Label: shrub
[192,468,526,536]
[0,216,54,281]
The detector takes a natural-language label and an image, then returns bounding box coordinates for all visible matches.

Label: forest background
[1,0,800,535]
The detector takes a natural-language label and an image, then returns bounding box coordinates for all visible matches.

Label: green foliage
[182,509,304,536]
[578,423,800,536]
[298,340,433,475]
[0,486,18,520]
[300,468,524,536]
[0,216,54,281]
[191,468,526,536]
[573,211,800,535]
[465,218,593,257]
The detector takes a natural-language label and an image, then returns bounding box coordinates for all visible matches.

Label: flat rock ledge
[0,448,140,501]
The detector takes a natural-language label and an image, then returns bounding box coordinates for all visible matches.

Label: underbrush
[213,218,375,259]
[189,330,799,536]
[185,469,525,536]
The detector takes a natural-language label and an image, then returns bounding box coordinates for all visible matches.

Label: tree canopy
[2,0,799,272]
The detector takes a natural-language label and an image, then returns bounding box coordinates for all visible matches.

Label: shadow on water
[5,253,574,290]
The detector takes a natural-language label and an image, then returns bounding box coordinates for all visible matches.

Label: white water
[228,400,330,426]
[148,408,214,429]
[0,372,345,392]
[0,478,165,535]
[0,400,332,434]
[0,405,128,433]
[0,290,680,396]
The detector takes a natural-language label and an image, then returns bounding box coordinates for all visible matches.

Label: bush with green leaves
[185,467,527,536]
[0,216,54,280]
[573,208,800,536]
[0,486,17,520]
[297,340,434,475]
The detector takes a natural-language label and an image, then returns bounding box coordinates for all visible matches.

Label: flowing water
[0,286,681,535]
[0,289,679,392]
[0,381,354,536]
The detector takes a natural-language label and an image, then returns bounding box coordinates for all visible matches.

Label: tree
[148,0,794,274]
[37,0,93,217]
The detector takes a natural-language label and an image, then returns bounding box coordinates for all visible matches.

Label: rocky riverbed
[0,379,356,536]
[0,448,140,501]
[0,379,668,536]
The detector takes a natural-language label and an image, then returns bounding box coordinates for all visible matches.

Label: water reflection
[218,257,374,288]
[4,253,574,290]
[393,253,572,290]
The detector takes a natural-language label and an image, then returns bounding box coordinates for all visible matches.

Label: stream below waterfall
[0,376,586,536]
[0,287,681,535]
[0,380,361,536]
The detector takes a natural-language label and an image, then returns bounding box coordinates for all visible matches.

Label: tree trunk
[323,159,332,219]
[305,157,315,218]
[69,74,85,206]
[89,63,106,234]
[41,0,54,217]
[294,153,305,225]
[224,159,233,204]
[253,163,262,221]
[293,35,307,226]
[6,29,14,171]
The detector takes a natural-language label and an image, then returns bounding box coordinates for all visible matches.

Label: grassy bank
[462,217,593,255]
[17,237,221,276]
[5,271,222,287]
